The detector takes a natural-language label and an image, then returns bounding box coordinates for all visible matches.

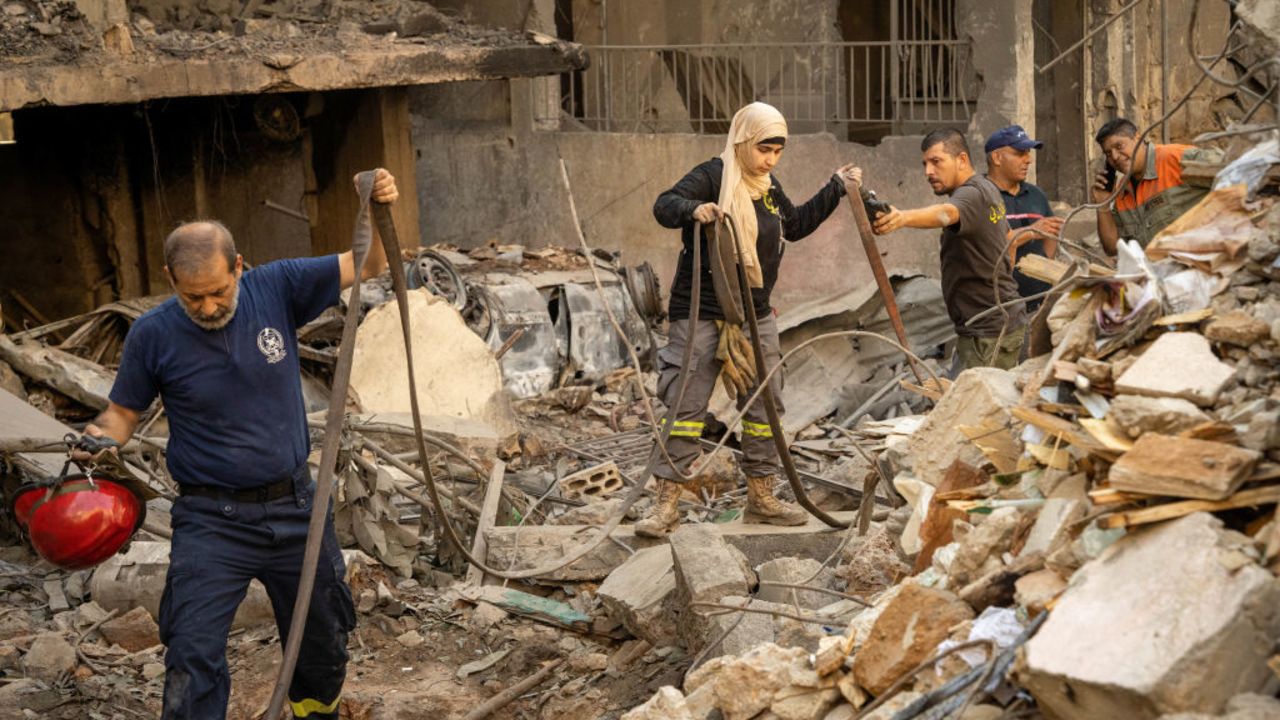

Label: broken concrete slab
[704,595,783,659]
[710,644,812,720]
[350,289,515,436]
[90,541,276,630]
[1114,332,1236,407]
[755,557,836,610]
[1108,434,1261,501]
[1017,513,1280,719]
[907,368,1021,487]
[551,497,627,526]
[671,524,751,651]
[1109,395,1211,439]
[1014,568,1067,617]
[484,512,859,582]
[0,335,115,410]
[1158,692,1280,720]
[22,632,76,681]
[598,545,678,647]
[1020,498,1084,557]
[852,584,975,696]
[1204,310,1271,347]
[621,686,695,720]
[98,606,160,652]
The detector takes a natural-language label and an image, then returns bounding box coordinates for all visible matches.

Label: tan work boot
[634,479,684,538]
[743,475,808,526]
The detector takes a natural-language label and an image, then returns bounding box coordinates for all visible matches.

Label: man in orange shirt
[1092,118,1216,254]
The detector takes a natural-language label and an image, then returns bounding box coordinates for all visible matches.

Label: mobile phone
[1101,163,1117,192]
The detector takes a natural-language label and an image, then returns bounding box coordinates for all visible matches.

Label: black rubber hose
[720,214,849,529]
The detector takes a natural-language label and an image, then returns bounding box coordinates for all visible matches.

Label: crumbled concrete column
[598,545,678,647]
[1016,513,1280,719]
[670,524,751,652]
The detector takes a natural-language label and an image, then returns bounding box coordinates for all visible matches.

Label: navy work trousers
[159,468,356,719]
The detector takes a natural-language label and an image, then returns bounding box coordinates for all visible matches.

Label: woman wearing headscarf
[637,101,861,538]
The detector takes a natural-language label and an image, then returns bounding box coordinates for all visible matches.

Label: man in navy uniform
[83,169,399,719]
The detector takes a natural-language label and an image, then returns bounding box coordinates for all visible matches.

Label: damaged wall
[411,93,946,322]
[409,0,1014,324]
[0,86,420,323]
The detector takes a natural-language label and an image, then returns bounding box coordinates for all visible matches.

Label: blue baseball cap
[984,125,1044,153]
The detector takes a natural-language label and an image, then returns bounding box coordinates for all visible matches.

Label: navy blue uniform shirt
[110,256,340,489]
[998,181,1054,311]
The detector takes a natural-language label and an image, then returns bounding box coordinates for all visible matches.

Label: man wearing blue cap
[984,125,1064,315]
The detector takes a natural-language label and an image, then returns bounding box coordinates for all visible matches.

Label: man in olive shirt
[870,128,1025,371]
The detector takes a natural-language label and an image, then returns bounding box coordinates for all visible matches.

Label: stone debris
[598,545,679,647]
[852,584,974,696]
[98,606,161,653]
[1109,394,1212,438]
[670,524,752,652]
[906,368,1021,488]
[21,632,77,682]
[754,557,837,610]
[1108,433,1261,500]
[1113,332,1236,407]
[1018,513,1280,718]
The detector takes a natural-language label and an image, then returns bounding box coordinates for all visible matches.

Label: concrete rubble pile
[623,146,1280,719]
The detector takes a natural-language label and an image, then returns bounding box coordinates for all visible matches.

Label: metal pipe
[1161,0,1169,143]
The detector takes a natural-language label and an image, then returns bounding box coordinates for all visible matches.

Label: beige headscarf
[718,102,788,289]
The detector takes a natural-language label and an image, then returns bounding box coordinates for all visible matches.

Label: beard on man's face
[183,282,239,331]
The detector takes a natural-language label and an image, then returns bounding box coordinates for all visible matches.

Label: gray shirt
[939,175,1026,337]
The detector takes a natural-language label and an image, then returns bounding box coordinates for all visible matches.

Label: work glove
[715,321,757,398]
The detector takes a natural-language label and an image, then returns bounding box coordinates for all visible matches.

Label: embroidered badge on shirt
[257,327,287,364]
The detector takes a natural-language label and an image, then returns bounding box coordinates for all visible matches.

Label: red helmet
[10,475,145,570]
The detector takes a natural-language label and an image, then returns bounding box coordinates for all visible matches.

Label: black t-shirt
[940,175,1026,337]
[653,157,845,322]
[998,181,1054,312]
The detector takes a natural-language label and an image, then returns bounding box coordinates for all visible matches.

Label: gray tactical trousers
[649,315,785,482]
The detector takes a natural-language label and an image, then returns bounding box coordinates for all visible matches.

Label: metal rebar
[1038,0,1150,75]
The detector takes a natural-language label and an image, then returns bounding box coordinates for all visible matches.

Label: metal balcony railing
[535,41,979,138]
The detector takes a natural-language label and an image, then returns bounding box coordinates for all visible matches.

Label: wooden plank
[1078,418,1134,453]
[1097,485,1280,530]
[1088,487,1154,505]
[1026,442,1071,470]
[1011,406,1112,457]
[466,460,506,587]
[899,377,952,402]
[1154,308,1213,326]
[1015,254,1070,285]
[957,417,1020,474]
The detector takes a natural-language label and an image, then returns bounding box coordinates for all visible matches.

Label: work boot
[635,479,684,538]
[743,475,808,526]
